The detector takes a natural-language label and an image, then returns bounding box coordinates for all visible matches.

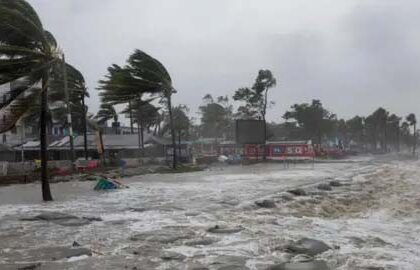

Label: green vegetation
[283,100,336,144]
[233,69,277,120]
[199,94,234,140]
[97,50,178,167]
[0,0,86,201]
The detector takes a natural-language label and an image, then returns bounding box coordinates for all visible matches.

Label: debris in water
[287,189,307,196]
[317,183,332,191]
[208,225,244,234]
[255,199,277,208]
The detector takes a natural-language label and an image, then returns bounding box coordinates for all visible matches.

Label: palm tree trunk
[178,131,182,160]
[40,73,53,201]
[140,119,144,155]
[413,124,417,156]
[167,95,177,169]
[129,100,134,134]
[136,114,142,158]
[81,92,88,160]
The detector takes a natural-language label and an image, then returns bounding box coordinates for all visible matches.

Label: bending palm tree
[96,102,118,134]
[0,0,77,201]
[127,50,178,169]
[98,49,177,168]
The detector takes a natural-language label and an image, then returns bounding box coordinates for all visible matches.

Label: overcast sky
[29,0,420,123]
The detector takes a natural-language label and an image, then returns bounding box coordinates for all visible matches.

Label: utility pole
[62,54,75,164]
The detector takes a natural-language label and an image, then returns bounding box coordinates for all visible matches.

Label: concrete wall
[1,160,73,176]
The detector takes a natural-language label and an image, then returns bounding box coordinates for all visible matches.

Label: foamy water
[1,156,419,269]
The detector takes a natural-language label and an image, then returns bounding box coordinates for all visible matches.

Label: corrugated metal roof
[22,141,40,148]
[48,133,167,150]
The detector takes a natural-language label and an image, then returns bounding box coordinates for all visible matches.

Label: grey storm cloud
[28,0,420,123]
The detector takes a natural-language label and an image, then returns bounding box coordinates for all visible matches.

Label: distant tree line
[165,70,418,155]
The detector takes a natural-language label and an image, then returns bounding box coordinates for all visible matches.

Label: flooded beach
[1,155,419,269]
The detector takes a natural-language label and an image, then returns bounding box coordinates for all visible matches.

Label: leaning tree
[98,64,156,153]
[406,113,417,155]
[98,50,178,168]
[0,0,83,201]
[233,70,276,159]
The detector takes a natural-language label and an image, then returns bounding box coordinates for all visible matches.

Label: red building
[244,141,315,160]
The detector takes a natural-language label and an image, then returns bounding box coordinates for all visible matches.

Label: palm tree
[121,99,160,152]
[127,50,177,168]
[406,113,417,155]
[20,64,88,163]
[51,62,89,159]
[96,103,118,134]
[98,64,151,153]
[0,0,69,201]
[164,105,190,160]
[98,50,177,168]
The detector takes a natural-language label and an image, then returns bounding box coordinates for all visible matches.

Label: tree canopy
[233,69,276,120]
[199,94,233,139]
[283,99,336,144]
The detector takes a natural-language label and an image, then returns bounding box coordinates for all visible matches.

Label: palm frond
[0,87,40,133]
[0,0,43,28]
[0,5,47,49]
[0,44,46,58]
[0,73,42,109]
[128,49,172,87]
[95,103,117,124]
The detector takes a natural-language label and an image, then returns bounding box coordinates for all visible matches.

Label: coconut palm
[161,105,190,159]
[127,50,177,168]
[52,65,89,136]
[406,113,417,155]
[0,0,68,201]
[23,62,89,136]
[98,49,177,168]
[96,102,118,134]
[50,62,89,159]
[121,99,160,151]
[98,64,151,149]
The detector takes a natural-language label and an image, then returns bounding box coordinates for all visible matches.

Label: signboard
[244,142,315,160]
[235,120,265,144]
